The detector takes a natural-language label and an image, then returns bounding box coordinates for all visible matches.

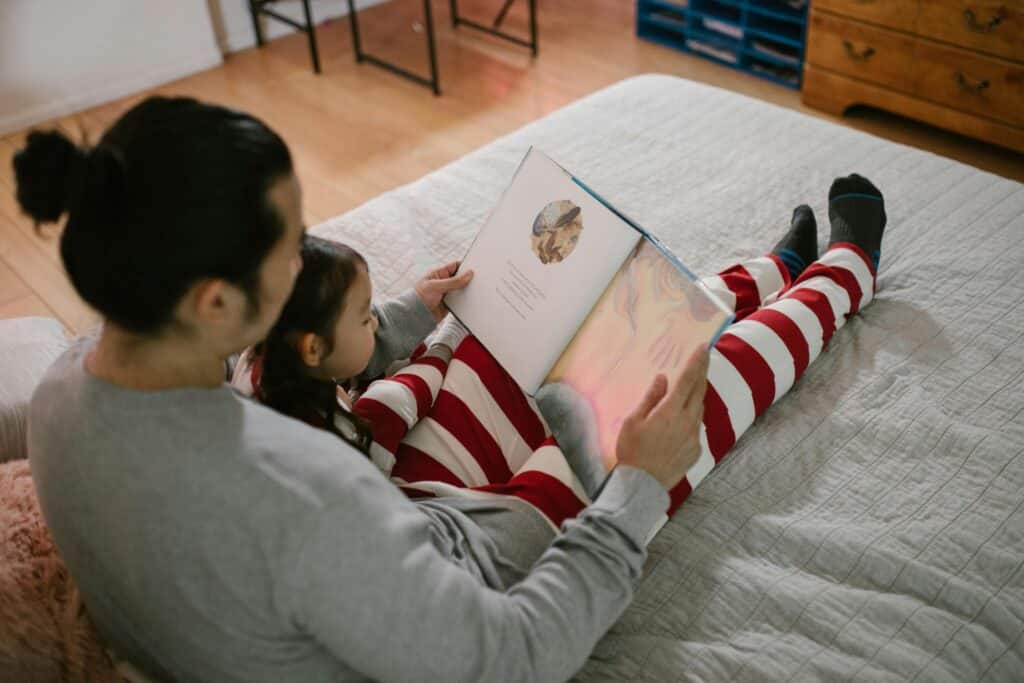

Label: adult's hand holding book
[615,346,709,491]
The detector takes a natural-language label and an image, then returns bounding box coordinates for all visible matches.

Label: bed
[314,74,1024,682]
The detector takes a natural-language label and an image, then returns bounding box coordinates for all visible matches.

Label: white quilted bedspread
[314,75,1024,682]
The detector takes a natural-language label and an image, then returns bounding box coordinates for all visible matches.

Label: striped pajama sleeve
[352,344,452,471]
[667,243,877,515]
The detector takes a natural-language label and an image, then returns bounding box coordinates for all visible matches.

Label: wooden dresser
[801,1,1024,153]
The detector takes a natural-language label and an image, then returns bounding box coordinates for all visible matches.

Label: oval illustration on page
[531,200,583,264]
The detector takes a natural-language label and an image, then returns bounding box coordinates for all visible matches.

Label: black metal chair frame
[248,0,322,74]
[452,0,538,55]
[248,0,537,94]
[346,0,538,95]
[346,0,441,94]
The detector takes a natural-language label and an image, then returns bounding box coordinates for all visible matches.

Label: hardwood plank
[0,212,97,333]
[0,218,66,324]
[0,257,32,306]
[0,293,57,321]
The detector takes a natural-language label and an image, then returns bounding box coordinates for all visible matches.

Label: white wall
[0,1,223,135]
[207,0,386,55]
[0,0,388,135]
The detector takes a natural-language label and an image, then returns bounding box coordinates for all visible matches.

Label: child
[232,235,593,531]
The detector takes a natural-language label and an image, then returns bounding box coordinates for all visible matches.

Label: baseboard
[0,47,224,137]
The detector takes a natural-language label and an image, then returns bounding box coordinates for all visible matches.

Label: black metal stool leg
[424,0,441,95]
[450,0,459,28]
[528,0,538,56]
[250,0,321,74]
[345,0,441,94]
[346,0,365,63]
[300,0,321,73]
[494,0,515,28]
[249,0,266,46]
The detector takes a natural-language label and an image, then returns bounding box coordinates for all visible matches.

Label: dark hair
[12,96,293,334]
[255,234,374,454]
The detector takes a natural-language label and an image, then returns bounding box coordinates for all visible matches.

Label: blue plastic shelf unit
[637,0,809,89]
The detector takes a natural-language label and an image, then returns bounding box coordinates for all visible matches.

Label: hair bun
[12,130,88,224]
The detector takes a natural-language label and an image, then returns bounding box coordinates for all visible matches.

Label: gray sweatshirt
[28,291,669,683]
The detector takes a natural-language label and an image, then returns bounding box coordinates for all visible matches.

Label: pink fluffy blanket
[0,459,126,682]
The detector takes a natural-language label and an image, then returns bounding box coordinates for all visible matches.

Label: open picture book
[444,147,734,478]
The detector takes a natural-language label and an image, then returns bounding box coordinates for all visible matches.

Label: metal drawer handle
[963,8,1003,33]
[955,71,991,94]
[843,41,876,61]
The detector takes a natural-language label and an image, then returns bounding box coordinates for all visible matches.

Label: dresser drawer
[813,0,920,33]
[912,38,1024,126]
[917,1,1024,62]
[807,10,916,90]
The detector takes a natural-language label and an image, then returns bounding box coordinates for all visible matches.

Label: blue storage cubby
[637,0,808,89]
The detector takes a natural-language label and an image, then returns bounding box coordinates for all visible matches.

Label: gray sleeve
[360,289,438,379]
[288,465,669,683]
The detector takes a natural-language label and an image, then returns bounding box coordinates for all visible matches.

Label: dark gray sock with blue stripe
[772,204,817,281]
[828,174,886,270]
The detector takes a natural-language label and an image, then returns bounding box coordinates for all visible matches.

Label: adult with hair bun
[16,96,707,683]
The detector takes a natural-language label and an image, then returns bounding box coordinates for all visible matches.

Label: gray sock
[828,173,887,270]
[771,205,818,280]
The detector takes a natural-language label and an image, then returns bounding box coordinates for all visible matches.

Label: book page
[539,239,733,475]
[445,148,640,394]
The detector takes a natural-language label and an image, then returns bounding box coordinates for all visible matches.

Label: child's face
[319,265,378,381]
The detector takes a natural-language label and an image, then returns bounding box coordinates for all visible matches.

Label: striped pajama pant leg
[391,337,591,532]
[665,242,877,515]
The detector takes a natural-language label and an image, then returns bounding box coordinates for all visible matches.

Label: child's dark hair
[256,234,374,454]
[12,96,292,334]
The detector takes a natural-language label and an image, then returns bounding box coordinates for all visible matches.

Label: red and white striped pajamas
[354,341,592,532]
[360,242,876,528]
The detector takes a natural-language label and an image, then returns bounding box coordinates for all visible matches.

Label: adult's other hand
[615,347,709,491]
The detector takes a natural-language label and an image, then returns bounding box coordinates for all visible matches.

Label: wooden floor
[2,0,1022,334]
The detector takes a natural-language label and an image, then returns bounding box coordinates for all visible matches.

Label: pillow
[0,317,69,463]
[0,459,126,681]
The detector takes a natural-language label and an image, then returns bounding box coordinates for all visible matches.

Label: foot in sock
[828,174,886,270]
[772,204,818,281]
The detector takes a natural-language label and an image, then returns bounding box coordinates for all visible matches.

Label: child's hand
[429,315,470,354]
[414,261,474,322]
